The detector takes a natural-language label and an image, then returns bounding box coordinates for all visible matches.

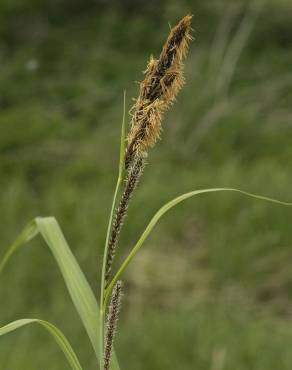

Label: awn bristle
[125,14,193,168]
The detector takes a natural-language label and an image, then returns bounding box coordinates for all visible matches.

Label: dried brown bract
[126,14,193,168]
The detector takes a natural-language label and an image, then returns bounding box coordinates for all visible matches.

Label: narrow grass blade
[105,187,292,301]
[0,217,120,370]
[0,318,83,370]
[118,90,127,178]
[35,217,101,358]
[0,220,38,273]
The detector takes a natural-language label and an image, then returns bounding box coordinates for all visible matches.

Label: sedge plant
[1,15,292,370]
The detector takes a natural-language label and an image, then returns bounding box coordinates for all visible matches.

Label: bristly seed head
[125,14,193,168]
[105,157,145,282]
[104,14,192,289]
[103,281,123,370]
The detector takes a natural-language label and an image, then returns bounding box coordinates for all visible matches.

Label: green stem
[99,175,122,370]
[99,91,126,370]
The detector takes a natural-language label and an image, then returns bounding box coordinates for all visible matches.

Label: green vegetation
[1,1,292,369]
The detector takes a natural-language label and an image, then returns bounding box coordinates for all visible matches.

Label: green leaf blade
[0,318,83,370]
[118,90,127,178]
[35,217,100,357]
[105,187,292,301]
[0,220,38,273]
[0,217,120,370]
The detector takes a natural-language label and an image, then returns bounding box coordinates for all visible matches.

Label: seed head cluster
[105,158,144,282]
[125,14,193,168]
[104,15,192,284]
[103,281,123,370]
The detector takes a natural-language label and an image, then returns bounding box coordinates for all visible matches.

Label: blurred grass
[1,0,292,369]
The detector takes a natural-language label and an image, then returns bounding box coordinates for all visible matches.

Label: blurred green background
[1,0,292,369]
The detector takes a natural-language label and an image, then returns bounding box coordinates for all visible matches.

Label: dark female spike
[103,281,123,370]
[105,158,145,282]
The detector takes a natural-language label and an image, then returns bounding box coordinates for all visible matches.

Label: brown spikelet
[103,281,123,370]
[125,14,193,168]
[105,158,145,282]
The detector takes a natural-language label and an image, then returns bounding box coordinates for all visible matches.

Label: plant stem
[99,91,126,370]
[99,175,122,370]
